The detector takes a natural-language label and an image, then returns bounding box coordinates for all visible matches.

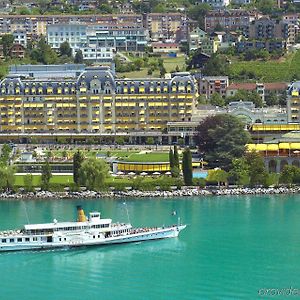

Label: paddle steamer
[0,206,186,252]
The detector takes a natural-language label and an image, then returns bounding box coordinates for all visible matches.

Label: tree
[1,34,14,57]
[74,50,83,64]
[207,169,228,187]
[265,91,279,106]
[210,93,225,107]
[182,147,193,186]
[160,66,166,78]
[171,145,180,178]
[37,0,50,14]
[78,158,109,190]
[41,161,52,190]
[24,174,34,192]
[134,58,144,70]
[194,114,251,171]
[115,136,125,145]
[169,148,174,169]
[0,144,12,165]
[146,137,154,145]
[214,23,224,31]
[225,90,263,108]
[173,145,179,168]
[30,37,58,65]
[279,165,300,185]
[98,3,113,13]
[59,41,72,57]
[255,0,274,14]
[0,165,15,190]
[229,158,250,186]
[73,150,84,185]
[202,54,229,76]
[244,151,267,187]
[187,4,210,29]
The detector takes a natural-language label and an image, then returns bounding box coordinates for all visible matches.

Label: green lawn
[15,175,74,186]
[163,56,186,73]
[117,55,186,78]
[47,149,139,159]
[229,51,300,82]
[119,68,160,79]
[121,152,170,162]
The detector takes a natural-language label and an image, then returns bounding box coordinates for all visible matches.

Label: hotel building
[0,65,196,144]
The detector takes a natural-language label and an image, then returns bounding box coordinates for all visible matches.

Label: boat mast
[22,200,30,224]
[123,201,131,224]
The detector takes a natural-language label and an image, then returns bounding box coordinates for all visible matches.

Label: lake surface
[1,195,300,300]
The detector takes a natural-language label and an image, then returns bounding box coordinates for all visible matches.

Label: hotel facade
[0,65,196,144]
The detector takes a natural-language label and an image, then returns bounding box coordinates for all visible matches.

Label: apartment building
[282,13,299,25]
[236,40,287,53]
[227,82,288,103]
[0,14,143,36]
[196,0,230,8]
[188,27,207,51]
[0,65,196,141]
[205,9,260,33]
[197,76,229,99]
[145,13,187,41]
[245,17,297,44]
[47,23,147,55]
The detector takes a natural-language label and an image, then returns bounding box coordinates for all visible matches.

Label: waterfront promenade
[1,186,300,200]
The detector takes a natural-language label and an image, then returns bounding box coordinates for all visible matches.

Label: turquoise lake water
[1,195,300,300]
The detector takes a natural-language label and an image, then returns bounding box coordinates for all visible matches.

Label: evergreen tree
[74,50,83,64]
[73,150,84,185]
[171,145,180,178]
[24,174,33,192]
[169,148,174,169]
[41,160,52,190]
[173,145,179,168]
[182,147,193,186]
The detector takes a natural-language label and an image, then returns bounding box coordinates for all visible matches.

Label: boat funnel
[77,206,87,222]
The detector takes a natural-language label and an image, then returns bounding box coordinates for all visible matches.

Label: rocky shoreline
[0,186,299,200]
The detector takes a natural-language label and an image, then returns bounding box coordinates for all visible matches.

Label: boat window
[10,238,14,243]
[33,237,37,241]
[17,238,22,242]
[25,238,30,242]
[1,239,6,243]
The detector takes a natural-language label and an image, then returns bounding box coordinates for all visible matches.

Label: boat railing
[0,229,22,237]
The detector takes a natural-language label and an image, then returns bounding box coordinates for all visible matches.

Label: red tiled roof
[227,82,288,91]
[152,42,179,47]
[264,82,288,90]
[227,83,256,90]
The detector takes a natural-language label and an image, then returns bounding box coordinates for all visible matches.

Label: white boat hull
[0,225,186,252]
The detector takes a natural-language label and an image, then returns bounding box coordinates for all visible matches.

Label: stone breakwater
[0,187,299,200]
